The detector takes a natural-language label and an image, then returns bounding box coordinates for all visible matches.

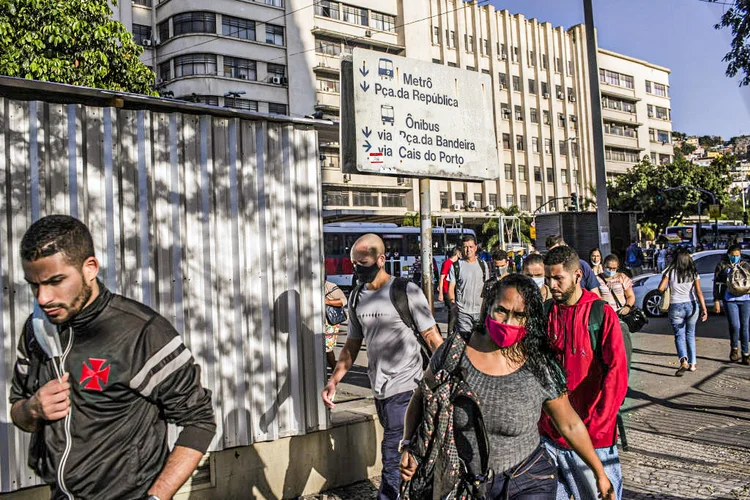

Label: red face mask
[484,315,528,348]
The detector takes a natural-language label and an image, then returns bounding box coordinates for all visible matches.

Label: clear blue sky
[491,0,750,139]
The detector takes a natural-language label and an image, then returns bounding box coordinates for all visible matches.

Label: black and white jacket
[10,283,216,500]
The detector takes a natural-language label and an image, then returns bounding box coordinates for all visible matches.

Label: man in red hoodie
[540,246,628,500]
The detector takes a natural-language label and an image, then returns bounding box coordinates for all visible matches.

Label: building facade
[111,0,672,221]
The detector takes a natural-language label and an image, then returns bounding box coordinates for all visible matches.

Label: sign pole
[420,178,434,311]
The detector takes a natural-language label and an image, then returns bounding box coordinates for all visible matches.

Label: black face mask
[354,262,381,284]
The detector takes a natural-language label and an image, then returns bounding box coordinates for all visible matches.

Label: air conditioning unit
[468,200,479,209]
[484,204,496,212]
[502,108,511,115]
[557,92,564,99]
[571,116,578,122]
[569,96,577,102]
[543,93,550,99]
[501,53,508,60]
[142,39,152,47]
[365,30,373,37]
[451,203,462,211]
[271,76,283,84]
[343,174,352,183]
[397,177,406,185]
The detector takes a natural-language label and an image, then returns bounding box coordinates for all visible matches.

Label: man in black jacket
[9,215,216,500]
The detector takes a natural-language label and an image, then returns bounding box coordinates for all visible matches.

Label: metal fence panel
[0,83,327,492]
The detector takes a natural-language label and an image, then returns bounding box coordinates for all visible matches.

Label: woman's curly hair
[472,273,567,395]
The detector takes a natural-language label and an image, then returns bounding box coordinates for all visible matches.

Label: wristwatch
[398,438,411,454]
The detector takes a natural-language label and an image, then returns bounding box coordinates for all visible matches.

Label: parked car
[631,250,750,317]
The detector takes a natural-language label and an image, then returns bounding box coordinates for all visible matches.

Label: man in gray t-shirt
[448,235,490,337]
[321,234,442,500]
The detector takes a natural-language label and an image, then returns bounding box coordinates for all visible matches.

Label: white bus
[665,223,750,249]
[324,223,476,289]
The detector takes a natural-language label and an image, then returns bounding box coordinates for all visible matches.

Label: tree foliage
[480,206,533,250]
[0,0,156,95]
[699,135,724,148]
[607,156,734,235]
[711,0,750,86]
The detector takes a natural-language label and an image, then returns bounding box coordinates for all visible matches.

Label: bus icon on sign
[381,105,394,125]
[378,58,394,79]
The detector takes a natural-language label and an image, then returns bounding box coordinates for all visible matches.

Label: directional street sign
[341,48,499,180]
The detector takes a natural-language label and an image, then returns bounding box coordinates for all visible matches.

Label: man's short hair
[461,234,477,245]
[351,233,384,261]
[603,254,620,267]
[544,246,581,273]
[545,235,565,249]
[20,215,95,267]
[523,253,545,268]
[491,249,508,261]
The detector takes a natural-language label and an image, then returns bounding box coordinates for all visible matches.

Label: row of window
[601,95,636,114]
[649,128,672,144]
[314,35,401,58]
[605,147,640,163]
[179,95,287,114]
[599,69,635,89]
[503,164,579,185]
[645,80,669,97]
[134,0,283,6]
[431,26,575,75]
[156,12,284,46]
[650,152,673,164]
[497,74,577,100]
[315,1,396,32]
[648,104,671,121]
[440,192,497,209]
[158,54,286,83]
[501,105,578,128]
[604,122,638,138]
[438,191,576,212]
[323,190,406,207]
[501,134,579,156]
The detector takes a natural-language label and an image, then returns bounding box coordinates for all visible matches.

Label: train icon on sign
[381,105,394,125]
[378,58,394,79]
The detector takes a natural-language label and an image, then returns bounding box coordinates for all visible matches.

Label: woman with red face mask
[399,274,614,500]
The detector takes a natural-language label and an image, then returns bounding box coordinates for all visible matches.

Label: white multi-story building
[112,0,672,221]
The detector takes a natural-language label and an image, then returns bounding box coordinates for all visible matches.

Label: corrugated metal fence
[0,78,328,492]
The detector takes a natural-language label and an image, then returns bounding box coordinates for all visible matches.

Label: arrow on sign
[360,63,369,77]
[362,127,372,138]
[360,82,370,93]
[363,140,372,152]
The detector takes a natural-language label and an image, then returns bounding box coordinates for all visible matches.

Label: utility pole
[419,179,434,311]
[583,0,612,254]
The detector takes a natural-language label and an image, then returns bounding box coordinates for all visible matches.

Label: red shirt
[440,259,454,294]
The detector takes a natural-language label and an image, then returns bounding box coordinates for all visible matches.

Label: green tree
[711,0,750,86]
[0,0,156,95]
[607,155,734,235]
[481,206,533,250]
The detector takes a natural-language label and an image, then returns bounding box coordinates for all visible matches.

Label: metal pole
[419,178,434,309]
[583,0,612,255]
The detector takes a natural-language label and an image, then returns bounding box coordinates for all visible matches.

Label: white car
[632,250,749,317]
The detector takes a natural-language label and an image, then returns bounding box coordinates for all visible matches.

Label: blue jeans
[723,299,750,354]
[543,439,623,500]
[374,390,412,500]
[668,301,699,364]
[486,445,557,499]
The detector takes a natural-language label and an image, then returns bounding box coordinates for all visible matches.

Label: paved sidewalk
[309,313,750,500]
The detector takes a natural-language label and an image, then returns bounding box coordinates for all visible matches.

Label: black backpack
[349,277,434,369]
[452,259,488,286]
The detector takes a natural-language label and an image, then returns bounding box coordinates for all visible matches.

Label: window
[555,57,561,73]
[455,192,466,205]
[658,130,671,143]
[605,147,640,163]
[544,138,552,154]
[655,106,670,120]
[515,105,523,121]
[446,30,457,49]
[546,167,555,183]
[323,190,349,206]
[266,24,284,45]
[650,152,658,163]
[268,103,287,114]
[224,97,259,111]
[556,84,563,98]
[506,194,515,207]
[316,1,340,20]
[173,12,216,36]
[621,74,634,88]
[501,103,510,120]
[502,133,511,149]
[645,80,652,93]
[267,63,286,79]
[531,137,540,153]
[432,26,441,45]
[465,34,474,52]
[513,46,520,62]
[534,166,542,182]
[223,16,255,40]
[316,36,341,56]
[499,43,507,60]
[558,113,566,128]
[133,24,152,46]
[567,60,574,75]
[175,54,217,77]
[574,169,580,184]
[158,61,171,81]
[516,135,525,151]
[569,115,578,130]
[536,196,544,210]
[528,78,537,94]
[433,58,442,64]
[489,193,497,206]
[482,69,490,75]
[183,95,218,105]
[567,87,576,101]
[571,142,579,157]
[466,66,476,72]
[518,165,527,181]
[447,61,457,67]
[223,56,255,80]
[512,75,520,92]
[561,169,568,184]
[599,68,634,89]
[265,0,283,6]
[647,104,654,118]
[498,72,508,89]
[382,192,406,207]
[649,128,657,142]
[602,96,636,114]
[542,54,548,70]
[371,12,396,32]
[654,83,668,97]
[530,108,538,123]
[504,163,514,180]
[482,39,489,56]
[605,122,637,138]
[342,5,368,25]
[133,0,152,5]
[474,193,483,204]
[317,75,339,93]
[440,191,449,209]
[353,190,379,206]
[559,140,568,155]
[543,110,550,125]
[541,81,549,96]
[158,20,170,42]
[520,195,529,211]
[695,254,723,275]
[659,154,671,164]
[548,196,558,211]
[528,50,536,67]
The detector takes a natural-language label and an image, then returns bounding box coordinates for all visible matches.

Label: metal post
[583,0,612,255]
[696,200,702,249]
[420,178,434,309]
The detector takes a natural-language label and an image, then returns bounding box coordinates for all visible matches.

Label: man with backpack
[321,233,442,500]
[541,246,629,500]
[447,234,490,339]
[625,240,645,276]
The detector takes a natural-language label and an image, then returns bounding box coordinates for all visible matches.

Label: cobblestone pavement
[306,315,750,500]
